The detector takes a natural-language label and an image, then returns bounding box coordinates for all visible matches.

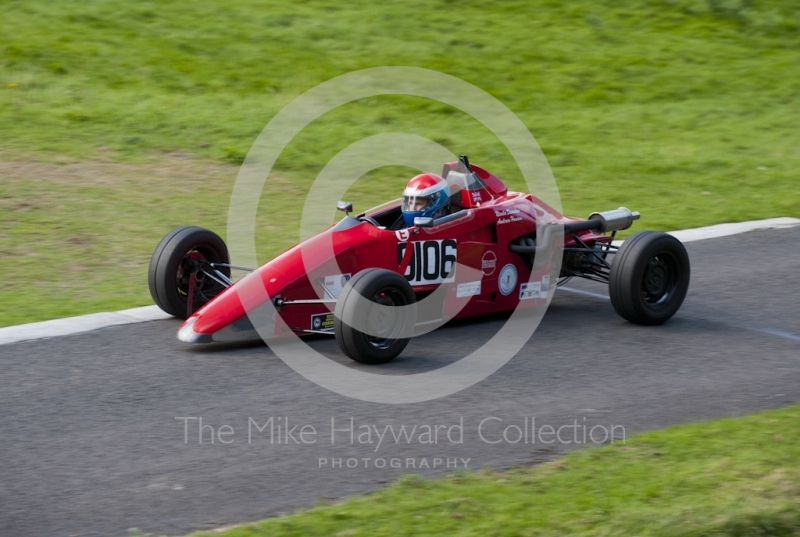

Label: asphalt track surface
[2,227,799,536]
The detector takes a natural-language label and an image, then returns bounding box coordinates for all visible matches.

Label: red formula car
[148,157,690,364]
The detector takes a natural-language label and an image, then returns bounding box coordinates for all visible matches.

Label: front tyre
[148,226,230,319]
[609,231,690,325]
[334,268,416,364]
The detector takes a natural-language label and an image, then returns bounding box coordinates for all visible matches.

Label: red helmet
[402,174,449,226]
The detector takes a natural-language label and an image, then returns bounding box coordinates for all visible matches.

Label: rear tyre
[609,231,690,325]
[334,268,416,364]
[148,226,230,318]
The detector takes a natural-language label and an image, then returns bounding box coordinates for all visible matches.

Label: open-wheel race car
[148,156,690,364]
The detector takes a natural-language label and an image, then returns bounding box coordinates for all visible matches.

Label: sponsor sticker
[395,229,410,241]
[397,239,457,285]
[323,273,351,299]
[481,251,497,276]
[456,280,482,298]
[519,282,541,300]
[541,275,550,299]
[498,264,517,296]
[311,312,335,331]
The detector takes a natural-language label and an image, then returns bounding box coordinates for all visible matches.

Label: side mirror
[414,216,434,228]
[336,201,353,214]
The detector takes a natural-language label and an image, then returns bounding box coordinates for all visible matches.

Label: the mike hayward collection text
[175,416,626,448]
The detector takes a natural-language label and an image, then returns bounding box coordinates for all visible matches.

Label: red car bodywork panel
[184,166,609,340]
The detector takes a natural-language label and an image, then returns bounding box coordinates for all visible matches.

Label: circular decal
[498,264,518,296]
[481,251,497,276]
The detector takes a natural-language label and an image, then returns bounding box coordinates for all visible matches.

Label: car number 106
[397,239,457,284]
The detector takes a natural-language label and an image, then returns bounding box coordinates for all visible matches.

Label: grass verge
[176,404,800,537]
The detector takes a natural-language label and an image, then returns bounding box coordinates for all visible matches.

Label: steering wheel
[359,215,380,226]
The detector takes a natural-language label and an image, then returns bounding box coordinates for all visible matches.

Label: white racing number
[397,239,457,285]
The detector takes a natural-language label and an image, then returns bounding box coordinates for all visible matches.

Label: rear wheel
[609,231,690,325]
[334,268,416,364]
[148,226,230,318]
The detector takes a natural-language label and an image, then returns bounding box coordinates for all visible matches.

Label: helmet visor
[402,195,432,213]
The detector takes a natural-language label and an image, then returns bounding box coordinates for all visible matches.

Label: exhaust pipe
[509,207,641,255]
[588,207,640,233]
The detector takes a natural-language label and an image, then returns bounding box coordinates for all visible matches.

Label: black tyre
[609,231,690,325]
[148,226,230,319]
[334,268,416,364]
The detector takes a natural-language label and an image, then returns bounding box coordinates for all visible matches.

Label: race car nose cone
[177,316,213,343]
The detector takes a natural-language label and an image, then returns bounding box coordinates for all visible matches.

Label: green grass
[2,0,800,325]
[172,404,800,537]
[0,158,238,324]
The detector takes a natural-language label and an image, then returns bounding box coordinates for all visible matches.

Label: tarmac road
[1,227,799,536]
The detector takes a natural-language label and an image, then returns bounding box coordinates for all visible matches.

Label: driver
[401,173,450,227]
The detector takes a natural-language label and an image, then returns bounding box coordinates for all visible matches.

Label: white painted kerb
[610,217,800,247]
[0,306,172,346]
[668,217,800,243]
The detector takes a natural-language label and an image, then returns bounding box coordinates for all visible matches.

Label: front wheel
[148,226,230,319]
[609,231,690,325]
[334,268,416,364]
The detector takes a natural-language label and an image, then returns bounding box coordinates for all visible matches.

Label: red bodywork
[180,163,610,342]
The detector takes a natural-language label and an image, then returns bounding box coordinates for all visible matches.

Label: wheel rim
[364,287,408,349]
[176,248,225,303]
[641,251,679,306]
